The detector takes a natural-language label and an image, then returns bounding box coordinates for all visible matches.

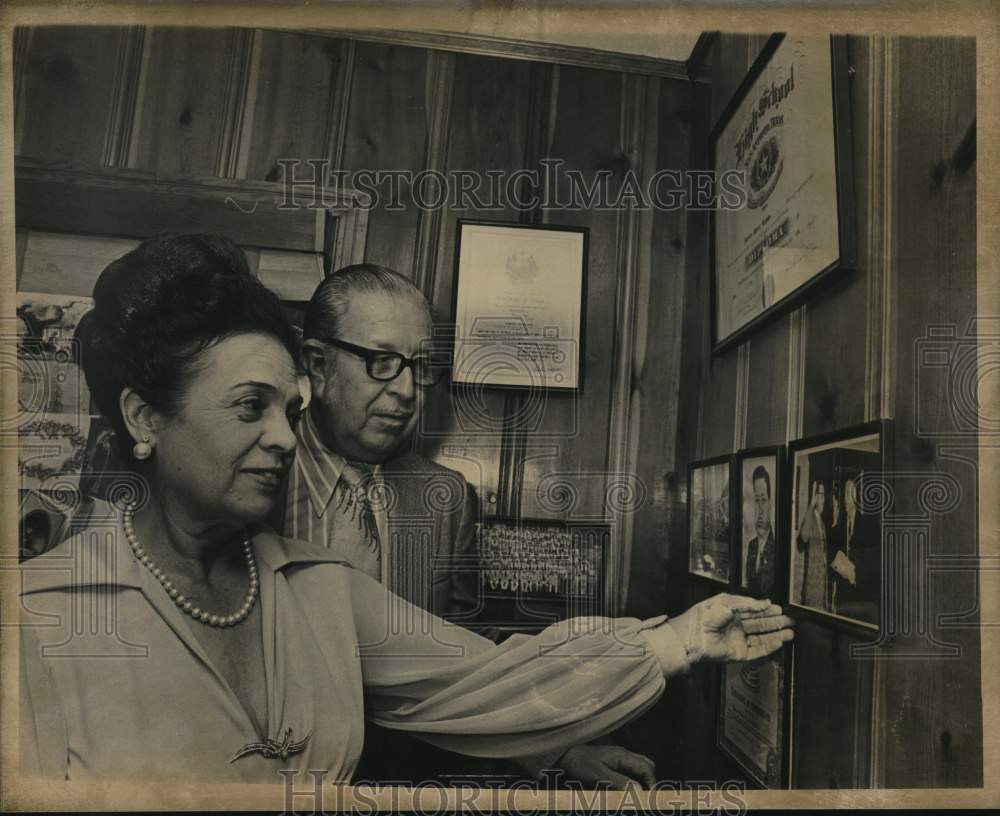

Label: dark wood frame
[686,453,736,587]
[718,644,793,789]
[450,219,589,394]
[733,444,788,604]
[709,34,856,355]
[785,418,893,636]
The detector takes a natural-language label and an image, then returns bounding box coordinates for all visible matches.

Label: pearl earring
[133,433,153,461]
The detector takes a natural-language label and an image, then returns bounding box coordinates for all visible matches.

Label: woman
[19,234,794,782]
[796,479,828,609]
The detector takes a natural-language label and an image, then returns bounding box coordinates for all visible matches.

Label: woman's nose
[264,411,298,453]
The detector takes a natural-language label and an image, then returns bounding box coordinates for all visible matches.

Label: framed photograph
[477,518,606,601]
[451,220,588,391]
[710,34,856,353]
[788,420,891,632]
[719,648,792,789]
[687,454,734,585]
[736,446,785,600]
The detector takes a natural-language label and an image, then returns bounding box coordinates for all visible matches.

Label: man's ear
[119,387,159,446]
[300,339,330,394]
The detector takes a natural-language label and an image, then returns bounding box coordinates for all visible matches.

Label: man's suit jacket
[378,450,481,622]
[744,529,776,597]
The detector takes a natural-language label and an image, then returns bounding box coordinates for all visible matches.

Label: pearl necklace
[122,504,259,627]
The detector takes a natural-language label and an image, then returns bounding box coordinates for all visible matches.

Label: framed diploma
[687,454,735,585]
[718,649,791,789]
[710,34,856,354]
[451,220,587,391]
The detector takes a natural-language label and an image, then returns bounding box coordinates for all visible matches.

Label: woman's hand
[668,594,794,664]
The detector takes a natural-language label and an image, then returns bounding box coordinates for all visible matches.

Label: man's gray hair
[303,263,428,341]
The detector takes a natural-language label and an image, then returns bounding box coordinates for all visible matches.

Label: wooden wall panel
[340,41,430,276]
[15,27,122,167]
[518,65,624,521]
[129,28,238,176]
[242,31,345,182]
[877,36,980,789]
[744,316,790,447]
[415,53,533,512]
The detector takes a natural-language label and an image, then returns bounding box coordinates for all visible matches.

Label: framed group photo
[787,420,891,632]
[687,455,734,585]
[451,220,588,392]
[710,34,855,353]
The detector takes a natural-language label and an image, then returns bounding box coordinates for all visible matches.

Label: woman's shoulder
[250,525,356,577]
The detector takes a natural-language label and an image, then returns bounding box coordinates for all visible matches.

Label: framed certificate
[718,649,791,789]
[710,35,856,353]
[451,220,587,391]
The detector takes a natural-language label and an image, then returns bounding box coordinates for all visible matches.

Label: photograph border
[686,452,736,587]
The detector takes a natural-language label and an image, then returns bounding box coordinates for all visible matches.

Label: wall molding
[216,28,261,179]
[101,27,147,169]
[734,341,751,450]
[785,306,807,441]
[324,37,356,174]
[605,72,657,613]
[411,49,455,298]
[13,26,34,156]
[307,28,698,83]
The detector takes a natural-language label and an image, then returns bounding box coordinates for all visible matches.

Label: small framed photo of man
[688,454,735,585]
[736,447,785,600]
[788,420,890,631]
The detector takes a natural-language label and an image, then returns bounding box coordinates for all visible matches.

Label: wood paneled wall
[14,27,693,610]
[665,33,982,788]
[15,26,981,788]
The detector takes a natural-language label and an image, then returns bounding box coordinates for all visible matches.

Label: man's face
[753,476,771,539]
[308,290,432,463]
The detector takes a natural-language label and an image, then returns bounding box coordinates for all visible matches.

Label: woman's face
[150,333,302,528]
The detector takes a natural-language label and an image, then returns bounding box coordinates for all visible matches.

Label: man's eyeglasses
[319,337,445,387]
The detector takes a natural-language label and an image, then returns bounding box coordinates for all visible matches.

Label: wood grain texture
[15,27,121,167]
[242,30,345,183]
[339,40,430,276]
[128,27,237,176]
[876,35,980,789]
[517,65,624,522]
[415,53,531,501]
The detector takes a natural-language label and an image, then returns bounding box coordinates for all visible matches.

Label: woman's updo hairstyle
[76,233,298,449]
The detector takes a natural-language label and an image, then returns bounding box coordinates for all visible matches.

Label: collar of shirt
[295,407,383,519]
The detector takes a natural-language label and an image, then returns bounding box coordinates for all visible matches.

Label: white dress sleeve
[348,570,688,758]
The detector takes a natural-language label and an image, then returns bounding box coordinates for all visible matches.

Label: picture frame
[718,645,793,789]
[687,454,735,585]
[735,445,786,602]
[477,517,607,602]
[709,34,856,354]
[450,220,588,392]
[787,419,892,633]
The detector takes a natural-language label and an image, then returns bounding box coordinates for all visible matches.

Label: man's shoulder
[383,450,469,484]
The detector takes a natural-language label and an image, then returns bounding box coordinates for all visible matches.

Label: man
[285,263,655,788]
[743,465,776,597]
[829,475,880,625]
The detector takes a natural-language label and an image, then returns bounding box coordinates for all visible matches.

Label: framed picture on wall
[787,420,892,632]
[451,220,588,392]
[710,34,856,353]
[687,454,735,585]
[735,446,786,601]
[718,647,792,789]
